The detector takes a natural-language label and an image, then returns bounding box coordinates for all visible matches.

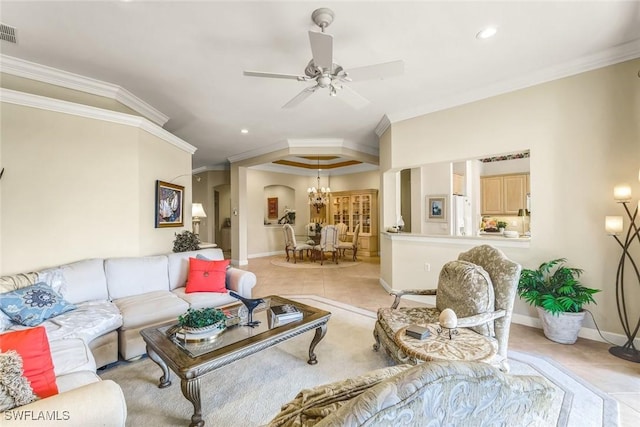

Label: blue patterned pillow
[0,283,76,327]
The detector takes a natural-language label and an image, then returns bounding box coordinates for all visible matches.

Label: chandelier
[308,158,331,213]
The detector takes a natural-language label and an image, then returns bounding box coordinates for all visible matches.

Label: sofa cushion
[55,371,101,394]
[0,327,58,398]
[48,338,96,377]
[436,260,495,336]
[105,255,170,300]
[59,259,109,304]
[37,267,67,296]
[172,287,237,309]
[185,258,230,293]
[167,248,225,290]
[42,301,122,344]
[0,273,39,294]
[0,283,76,327]
[113,290,189,330]
[0,350,37,411]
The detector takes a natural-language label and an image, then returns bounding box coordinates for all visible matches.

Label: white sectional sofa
[0,248,256,424]
[0,248,256,365]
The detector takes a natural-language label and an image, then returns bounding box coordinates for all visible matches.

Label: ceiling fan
[243,8,404,109]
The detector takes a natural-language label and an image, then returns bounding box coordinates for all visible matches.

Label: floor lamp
[606,172,640,363]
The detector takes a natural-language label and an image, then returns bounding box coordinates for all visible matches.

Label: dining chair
[336,223,360,261]
[282,224,313,263]
[313,225,339,265]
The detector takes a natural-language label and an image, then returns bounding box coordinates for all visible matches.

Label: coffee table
[140,295,331,427]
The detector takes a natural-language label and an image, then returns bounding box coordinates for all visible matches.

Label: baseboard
[511,312,640,348]
[379,278,639,347]
[248,250,285,259]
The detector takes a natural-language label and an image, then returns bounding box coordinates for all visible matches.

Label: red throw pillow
[185,258,230,293]
[0,327,58,398]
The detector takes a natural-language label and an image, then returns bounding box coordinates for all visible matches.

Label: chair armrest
[457,309,506,328]
[225,268,257,298]
[390,289,437,309]
[1,380,126,427]
[267,364,412,427]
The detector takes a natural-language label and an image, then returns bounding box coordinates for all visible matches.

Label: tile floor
[242,254,640,426]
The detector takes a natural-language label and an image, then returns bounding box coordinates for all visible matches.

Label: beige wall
[0,102,192,274]
[381,58,640,340]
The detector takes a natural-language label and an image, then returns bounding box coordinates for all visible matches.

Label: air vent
[0,23,17,43]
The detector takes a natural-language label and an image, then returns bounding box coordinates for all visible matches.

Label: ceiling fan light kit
[243,7,404,109]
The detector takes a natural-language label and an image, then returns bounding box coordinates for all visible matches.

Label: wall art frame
[267,197,278,219]
[426,195,447,222]
[155,180,184,228]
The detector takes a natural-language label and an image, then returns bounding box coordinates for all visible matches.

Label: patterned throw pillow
[0,282,76,327]
[0,350,37,411]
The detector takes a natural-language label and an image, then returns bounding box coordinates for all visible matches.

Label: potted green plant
[178,307,227,334]
[517,258,601,344]
[496,220,508,232]
[173,230,200,252]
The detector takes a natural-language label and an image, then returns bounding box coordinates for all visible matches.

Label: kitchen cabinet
[329,189,378,256]
[481,173,529,215]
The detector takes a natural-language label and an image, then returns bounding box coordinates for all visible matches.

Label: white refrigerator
[451,195,472,236]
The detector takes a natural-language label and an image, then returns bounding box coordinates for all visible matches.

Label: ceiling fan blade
[336,85,370,110]
[283,85,319,108]
[308,31,333,71]
[243,70,305,81]
[346,60,404,82]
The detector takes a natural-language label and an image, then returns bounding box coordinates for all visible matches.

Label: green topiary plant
[517,258,601,315]
[172,230,200,252]
[178,307,226,329]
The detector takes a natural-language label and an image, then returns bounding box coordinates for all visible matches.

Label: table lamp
[192,203,207,236]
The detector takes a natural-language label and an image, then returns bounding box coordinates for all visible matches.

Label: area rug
[99,296,618,427]
[270,259,360,269]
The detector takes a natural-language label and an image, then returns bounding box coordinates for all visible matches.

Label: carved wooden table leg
[307,324,327,365]
[181,378,204,427]
[146,345,172,388]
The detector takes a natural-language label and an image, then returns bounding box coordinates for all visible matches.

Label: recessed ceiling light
[240,129,249,134]
[476,27,497,40]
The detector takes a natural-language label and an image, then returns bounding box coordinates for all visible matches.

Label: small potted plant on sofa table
[517,258,601,344]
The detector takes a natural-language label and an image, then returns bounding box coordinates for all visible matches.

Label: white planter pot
[536,307,585,344]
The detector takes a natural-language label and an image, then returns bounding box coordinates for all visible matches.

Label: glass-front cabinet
[329,189,378,256]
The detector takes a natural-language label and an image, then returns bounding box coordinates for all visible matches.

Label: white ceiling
[1,1,639,174]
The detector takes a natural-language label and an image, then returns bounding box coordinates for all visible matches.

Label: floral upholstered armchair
[267,361,557,427]
[373,245,521,371]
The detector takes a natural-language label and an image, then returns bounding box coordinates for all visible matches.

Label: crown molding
[288,138,379,157]
[1,88,196,154]
[374,115,391,137]
[227,140,291,163]
[387,38,640,124]
[227,138,379,165]
[0,54,169,126]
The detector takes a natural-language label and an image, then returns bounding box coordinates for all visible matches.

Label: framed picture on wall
[426,195,446,222]
[155,180,184,227]
[268,197,278,219]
